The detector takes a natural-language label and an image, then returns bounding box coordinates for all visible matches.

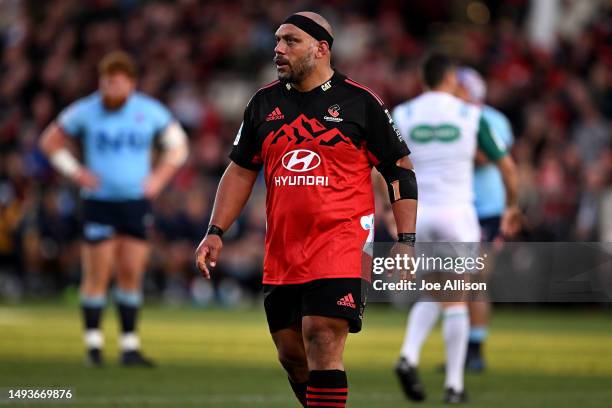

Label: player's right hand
[195,234,223,279]
[72,167,100,190]
[389,241,417,281]
[501,205,522,238]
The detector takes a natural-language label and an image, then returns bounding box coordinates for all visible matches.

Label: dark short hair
[421,53,456,88]
[98,51,137,78]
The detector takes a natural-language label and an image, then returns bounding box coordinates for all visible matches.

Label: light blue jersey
[58,91,172,201]
[474,106,513,218]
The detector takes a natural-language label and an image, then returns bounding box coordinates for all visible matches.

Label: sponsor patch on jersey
[410,124,461,143]
[324,104,343,122]
[282,149,321,172]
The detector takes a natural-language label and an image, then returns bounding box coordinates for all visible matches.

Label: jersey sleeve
[496,112,514,147]
[151,100,173,134]
[477,115,507,161]
[363,96,410,169]
[57,101,85,138]
[229,99,263,171]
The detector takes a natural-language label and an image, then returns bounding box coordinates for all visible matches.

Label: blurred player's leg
[400,300,440,366]
[467,300,489,372]
[441,301,469,403]
[466,215,499,372]
[115,235,154,367]
[80,239,116,366]
[272,324,309,406]
[396,300,439,400]
[302,316,349,408]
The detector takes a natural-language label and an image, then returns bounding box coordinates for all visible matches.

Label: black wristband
[207,224,224,238]
[397,232,416,246]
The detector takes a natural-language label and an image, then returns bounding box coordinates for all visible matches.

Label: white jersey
[393,91,481,206]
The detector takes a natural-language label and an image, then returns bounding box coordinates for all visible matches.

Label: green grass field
[0,303,611,407]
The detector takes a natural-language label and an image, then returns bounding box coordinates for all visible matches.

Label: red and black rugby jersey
[230,71,410,284]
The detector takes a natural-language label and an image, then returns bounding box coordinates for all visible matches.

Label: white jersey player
[391,54,519,404]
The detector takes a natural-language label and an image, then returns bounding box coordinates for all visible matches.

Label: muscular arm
[496,154,521,236]
[392,155,417,235]
[496,155,518,208]
[39,123,99,189]
[39,122,67,155]
[195,161,259,278]
[144,122,190,199]
[372,155,417,237]
[476,114,521,236]
[209,161,259,230]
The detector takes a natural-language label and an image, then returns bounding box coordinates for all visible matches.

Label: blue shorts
[81,199,153,243]
[479,215,501,242]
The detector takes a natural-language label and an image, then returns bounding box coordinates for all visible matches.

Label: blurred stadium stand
[0,0,610,302]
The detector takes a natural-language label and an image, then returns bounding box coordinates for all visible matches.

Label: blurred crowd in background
[0,0,611,303]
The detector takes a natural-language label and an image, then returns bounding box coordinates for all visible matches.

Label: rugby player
[392,54,519,403]
[39,51,189,367]
[195,12,417,408]
[456,67,518,372]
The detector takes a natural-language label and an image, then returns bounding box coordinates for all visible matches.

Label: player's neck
[429,84,454,95]
[102,91,134,110]
[103,97,128,110]
[292,66,334,92]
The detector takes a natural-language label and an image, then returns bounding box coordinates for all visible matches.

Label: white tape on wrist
[50,148,81,177]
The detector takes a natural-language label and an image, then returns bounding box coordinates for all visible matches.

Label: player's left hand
[143,173,166,199]
[500,205,522,238]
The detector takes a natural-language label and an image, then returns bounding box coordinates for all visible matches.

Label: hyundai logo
[282,149,321,172]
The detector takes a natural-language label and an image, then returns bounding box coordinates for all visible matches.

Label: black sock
[82,305,103,332]
[467,340,482,359]
[117,302,139,334]
[289,378,308,407]
[307,370,348,407]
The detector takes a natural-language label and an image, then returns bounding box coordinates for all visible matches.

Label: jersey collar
[284,71,344,97]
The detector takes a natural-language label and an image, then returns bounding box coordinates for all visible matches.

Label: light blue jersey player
[57,90,173,201]
[475,105,515,239]
[456,66,519,373]
[40,51,188,367]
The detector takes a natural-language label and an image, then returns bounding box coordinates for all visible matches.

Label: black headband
[283,14,333,49]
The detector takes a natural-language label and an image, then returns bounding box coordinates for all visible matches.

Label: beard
[102,95,128,110]
[276,53,316,84]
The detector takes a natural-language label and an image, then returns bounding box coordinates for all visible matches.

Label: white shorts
[414,204,481,277]
[416,203,480,243]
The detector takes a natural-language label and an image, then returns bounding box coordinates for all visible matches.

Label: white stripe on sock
[120,332,140,351]
[84,330,104,349]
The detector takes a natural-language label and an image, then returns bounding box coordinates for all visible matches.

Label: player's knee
[116,270,143,290]
[277,348,308,377]
[80,282,106,297]
[304,326,338,354]
[116,278,139,291]
[80,275,107,295]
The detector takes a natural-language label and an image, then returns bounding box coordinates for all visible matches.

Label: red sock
[306,370,348,407]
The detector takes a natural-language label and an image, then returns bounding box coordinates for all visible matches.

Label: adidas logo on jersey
[337,293,356,309]
[266,107,284,121]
